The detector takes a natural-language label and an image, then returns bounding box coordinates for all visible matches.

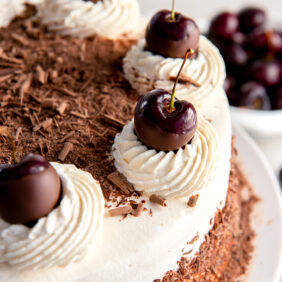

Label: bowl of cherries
[207,7,282,137]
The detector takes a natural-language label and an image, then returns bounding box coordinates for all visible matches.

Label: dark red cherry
[249,60,281,87]
[248,30,282,53]
[247,29,268,51]
[224,75,236,96]
[224,76,238,106]
[220,43,249,67]
[219,43,249,77]
[237,81,271,110]
[239,7,266,33]
[273,86,282,110]
[209,12,239,40]
[145,10,200,58]
[231,32,246,44]
[134,89,197,151]
[268,31,282,53]
[0,154,61,224]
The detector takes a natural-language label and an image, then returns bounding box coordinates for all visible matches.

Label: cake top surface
[0,5,257,282]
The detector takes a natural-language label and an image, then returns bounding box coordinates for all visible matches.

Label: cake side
[161,144,259,282]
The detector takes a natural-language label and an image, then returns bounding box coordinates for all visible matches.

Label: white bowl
[230,106,282,138]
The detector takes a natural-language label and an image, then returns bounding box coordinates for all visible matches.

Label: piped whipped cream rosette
[37,0,146,39]
[123,36,225,106]
[113,114,219,198]
[0,163,104,270]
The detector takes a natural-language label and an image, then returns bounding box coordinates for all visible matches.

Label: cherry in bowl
[239,7,266,33]
[209,12,239,41]
[249,60,281,87]
[237,81,271,110]
[273,86,282,110]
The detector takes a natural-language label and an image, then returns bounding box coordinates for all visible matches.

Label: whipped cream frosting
[0,163,104,270]
[113,115,219,198]
[37,0,146,39]
[123,36,225,106]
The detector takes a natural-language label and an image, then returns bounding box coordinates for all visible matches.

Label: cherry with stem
[145,3,200,58]
[134,48,198,151]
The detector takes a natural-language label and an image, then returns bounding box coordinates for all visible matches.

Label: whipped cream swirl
[0,163,104,270]
[123,36,225,106]
[37,0,146,39]
[113,115,219,198]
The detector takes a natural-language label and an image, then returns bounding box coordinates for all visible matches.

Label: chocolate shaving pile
[0,6,139,202]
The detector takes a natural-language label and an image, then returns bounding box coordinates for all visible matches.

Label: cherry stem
[170,0,175,22]
[0,127,18,164]
[169,48,195,111]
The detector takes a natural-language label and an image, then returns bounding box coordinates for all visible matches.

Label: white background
[139,0,282,24]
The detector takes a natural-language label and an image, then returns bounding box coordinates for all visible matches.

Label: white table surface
[255,133,282,282]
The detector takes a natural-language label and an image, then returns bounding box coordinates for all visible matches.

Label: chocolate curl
[19,73,33,105]
[58,142,73,162]
[107,171,134,195]
[133,200,146,217]
[187,194,199,207]
[109,205,132,216]
[149,194,167,207]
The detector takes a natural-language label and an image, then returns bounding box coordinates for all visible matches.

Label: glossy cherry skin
[231,31,246,44]
[249,60,281,87]
[220,43,249,67]
[224,75,235,96]
[223,75,238,106]
[239,7,266,33]
[0,154,61,224]
[219,43,249,77]
[268,31,282,53]
[209,12,239,40]
[237,81,271,110]
[145,10,200,58]
[248,30,282,53]
[134,89,197,151]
